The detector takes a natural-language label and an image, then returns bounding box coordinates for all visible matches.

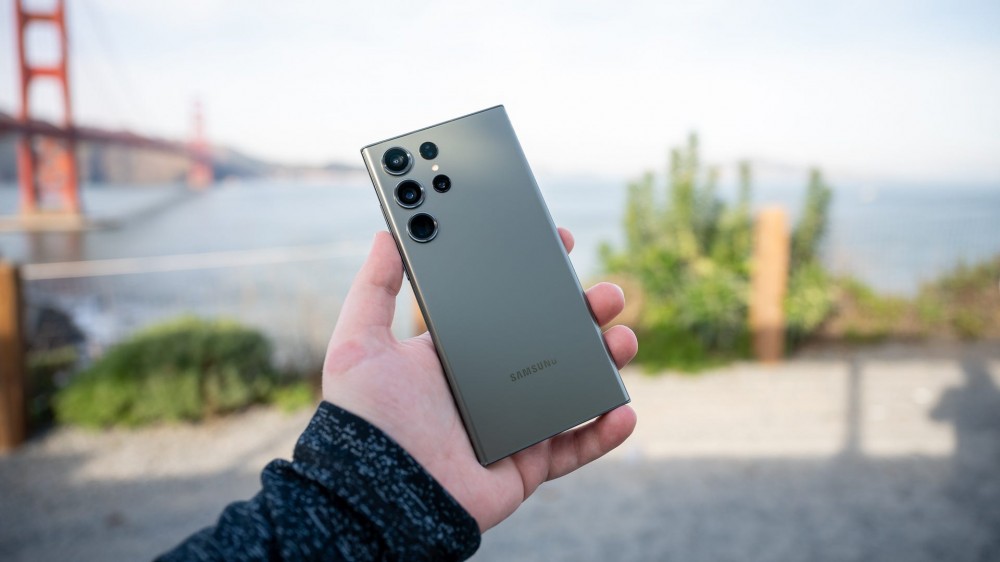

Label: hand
[322,229,638,532]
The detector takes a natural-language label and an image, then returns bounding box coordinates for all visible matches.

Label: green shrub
[601,133,836,371]
[927,257,999,294]
[784,170,836,346]
[26,345,78,428]
[790,170,833,268]
[918,255,1000,339]
[915,294,945,327]
[785,261,835,347]
[829,277,908,342]
[54,316,277,427]
[822,255,999,342]
[271,381,318,412]
[952,310,986,340]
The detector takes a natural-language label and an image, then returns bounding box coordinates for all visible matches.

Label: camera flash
[431,164,440,171]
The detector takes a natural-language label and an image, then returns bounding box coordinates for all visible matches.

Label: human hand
[322,229,638,532]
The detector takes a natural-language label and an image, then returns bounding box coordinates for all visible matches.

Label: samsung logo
[510,359,558,382]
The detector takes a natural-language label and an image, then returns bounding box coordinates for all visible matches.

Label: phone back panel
[361,106,629,465]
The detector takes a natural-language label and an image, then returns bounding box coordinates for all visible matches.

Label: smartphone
[361,106,630,465]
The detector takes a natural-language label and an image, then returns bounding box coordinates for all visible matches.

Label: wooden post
[0,261,27,451]
[749,208,790,363]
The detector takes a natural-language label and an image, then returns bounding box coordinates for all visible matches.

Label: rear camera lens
[408,213,438,243]
[419,142,438,160]
[394,180,424,208]
[382,147,412,175]
[432,174,451,193]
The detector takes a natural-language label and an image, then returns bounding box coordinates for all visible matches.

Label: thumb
[333,231,404,340]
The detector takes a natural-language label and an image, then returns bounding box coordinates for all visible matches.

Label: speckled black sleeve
[156,401,481,561]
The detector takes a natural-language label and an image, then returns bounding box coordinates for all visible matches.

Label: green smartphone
[361,106,629,465]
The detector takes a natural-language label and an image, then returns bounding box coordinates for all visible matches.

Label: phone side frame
[360,149,490,463]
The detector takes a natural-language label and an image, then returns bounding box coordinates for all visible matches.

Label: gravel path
[2,341,998,561]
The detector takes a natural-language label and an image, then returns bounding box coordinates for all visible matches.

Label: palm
[322,231,637,531]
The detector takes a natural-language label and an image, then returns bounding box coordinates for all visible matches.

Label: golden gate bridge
[1,0,212,223]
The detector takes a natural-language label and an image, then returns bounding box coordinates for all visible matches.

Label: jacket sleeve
[156,401,481,561]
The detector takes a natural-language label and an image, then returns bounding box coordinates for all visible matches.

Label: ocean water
[738,181,1000,295]
[0,177,997,358]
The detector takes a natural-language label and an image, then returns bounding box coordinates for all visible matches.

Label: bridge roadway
[0,113,192,156]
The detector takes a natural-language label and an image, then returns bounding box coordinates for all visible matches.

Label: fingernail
[611,283,625,300]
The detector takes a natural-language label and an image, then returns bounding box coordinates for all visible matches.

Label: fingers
[604,325,638,369]
[584,283,637,367]
[557,227,574,254]
[546,405,637,481]
[585,282,625,327]
[332,231,404,340]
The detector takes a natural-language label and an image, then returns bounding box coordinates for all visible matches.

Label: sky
[1,0,999,185]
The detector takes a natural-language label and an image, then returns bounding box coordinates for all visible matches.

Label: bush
[828,277,911,342]
[917,255,1000,339]
[54,316,278,427]
[26,345,78,428]
[820,255,1000,342]
[271,381,318,412]
[785,261,836,347]
[601,134,836,371]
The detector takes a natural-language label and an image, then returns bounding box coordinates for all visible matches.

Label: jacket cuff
[292,401,481,560]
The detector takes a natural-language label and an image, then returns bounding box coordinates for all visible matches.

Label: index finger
[557,227,575,254]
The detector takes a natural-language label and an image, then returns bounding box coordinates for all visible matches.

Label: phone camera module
[408,213,438,243]
[394,180,424,208]
[432,174,451,193]
[419,142,439,160]
[382,147,412,175]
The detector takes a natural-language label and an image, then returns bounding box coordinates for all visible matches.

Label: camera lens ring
[419,142,439,160]
[382,147,413,175]
[432,174,451,193]
[407,213,438,243]
[394,180,424,209]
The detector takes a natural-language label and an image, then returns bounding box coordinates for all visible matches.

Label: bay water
[0,177,997,363]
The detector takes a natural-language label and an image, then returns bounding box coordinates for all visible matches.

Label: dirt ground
[1,341,998,561]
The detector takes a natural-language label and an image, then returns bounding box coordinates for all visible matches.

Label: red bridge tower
[14,0,80,217]
[187,100,213,189]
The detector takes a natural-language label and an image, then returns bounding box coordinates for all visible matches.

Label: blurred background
[0,0,998,560]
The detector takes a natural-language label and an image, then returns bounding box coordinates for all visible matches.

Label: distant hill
[210,145,365,182]
[0,110,362,184]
